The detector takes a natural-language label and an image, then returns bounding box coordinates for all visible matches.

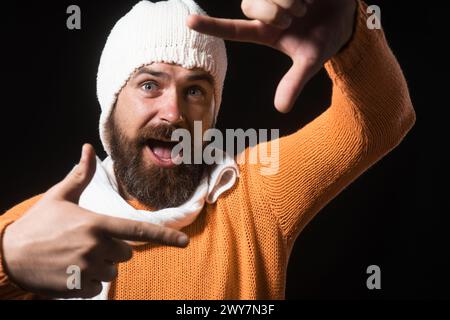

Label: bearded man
[0,0,415,299]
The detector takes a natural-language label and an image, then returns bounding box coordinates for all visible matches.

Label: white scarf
[76,150,239,300]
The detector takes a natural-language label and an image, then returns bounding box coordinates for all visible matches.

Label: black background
[1,0,448,299]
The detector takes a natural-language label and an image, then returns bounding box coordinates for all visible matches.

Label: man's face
[106,62,216,210]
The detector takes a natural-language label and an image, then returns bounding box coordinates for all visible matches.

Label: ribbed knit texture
[0,1,416,299]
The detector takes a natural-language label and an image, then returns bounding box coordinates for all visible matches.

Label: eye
[187,86,204,97]
[141,81,158,92]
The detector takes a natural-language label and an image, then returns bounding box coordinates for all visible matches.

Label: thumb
[49,144,97,203]
[274,57,320,113]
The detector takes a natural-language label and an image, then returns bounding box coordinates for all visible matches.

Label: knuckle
[303,49,323,64]
[72,169,86,184]
[74,216,98,235]
[132,223,146,239]
[80,222,95,235]
[78,238,99,259]
[86,239,99,252]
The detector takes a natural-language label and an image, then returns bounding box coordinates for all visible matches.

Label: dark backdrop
[2,0,448,299]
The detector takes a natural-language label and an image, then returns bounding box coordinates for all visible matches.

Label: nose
[156,88,185,126]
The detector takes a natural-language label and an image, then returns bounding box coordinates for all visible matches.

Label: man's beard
[105,114,206,210]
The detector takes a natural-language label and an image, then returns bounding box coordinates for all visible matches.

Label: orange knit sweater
[0,2,416,300]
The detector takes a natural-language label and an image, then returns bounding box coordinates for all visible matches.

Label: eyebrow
[134,68,168,80]
[186,73,214,86]
[133,67,214,86]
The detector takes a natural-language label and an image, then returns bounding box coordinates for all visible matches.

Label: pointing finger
[187,15,278,45]
[97,215,189,248]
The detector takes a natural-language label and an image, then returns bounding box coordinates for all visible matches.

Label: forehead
[132,62,213,83]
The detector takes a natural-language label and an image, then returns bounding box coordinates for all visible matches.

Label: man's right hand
[1,144,189,299]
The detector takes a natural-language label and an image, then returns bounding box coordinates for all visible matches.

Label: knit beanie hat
[97,0,228,155]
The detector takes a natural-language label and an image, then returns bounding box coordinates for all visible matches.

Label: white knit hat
[97,0,227,155]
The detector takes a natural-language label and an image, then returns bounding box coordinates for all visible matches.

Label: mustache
[136,123,183,146]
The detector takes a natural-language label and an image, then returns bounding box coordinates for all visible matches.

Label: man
[0,0,415,299]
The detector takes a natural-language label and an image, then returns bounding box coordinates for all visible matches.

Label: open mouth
[145,138,182,168]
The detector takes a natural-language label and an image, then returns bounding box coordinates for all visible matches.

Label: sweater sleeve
[238,1,416,249]
[0,195,43,299]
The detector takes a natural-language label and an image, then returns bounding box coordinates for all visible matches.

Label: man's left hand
[187,0,357,113]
